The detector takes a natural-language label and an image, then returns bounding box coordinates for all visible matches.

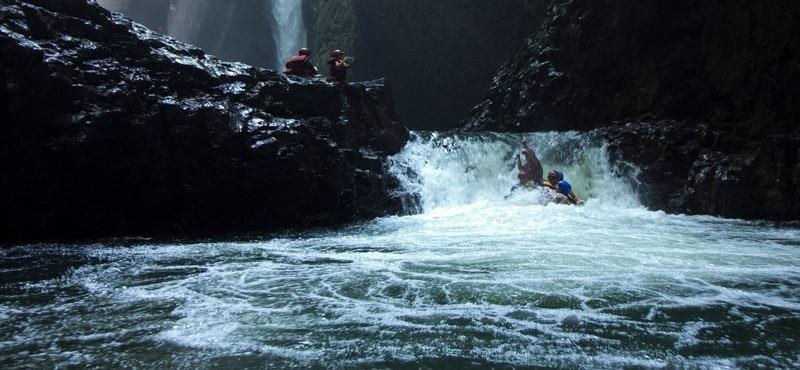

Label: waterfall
[100,0,298,70]
[166,0,212,45]
[271,0,308,71]
[388,131,641,212]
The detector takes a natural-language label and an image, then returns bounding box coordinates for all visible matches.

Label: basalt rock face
[465,0,800,133]
[601,121,800,220]
[465,0,800,220]
[0,0,410,243]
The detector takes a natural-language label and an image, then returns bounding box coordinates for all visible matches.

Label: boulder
[602,121,800,220]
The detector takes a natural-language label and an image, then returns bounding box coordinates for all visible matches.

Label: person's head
[299,48,311,56]
[547,170,563,184]
[331,49,344,59]
[557,180,572,195]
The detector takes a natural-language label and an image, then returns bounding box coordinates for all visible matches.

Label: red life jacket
[283,55,316,76]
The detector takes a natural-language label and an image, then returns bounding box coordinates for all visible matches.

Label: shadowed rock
[0,0,411,242]
[464,0,800,220]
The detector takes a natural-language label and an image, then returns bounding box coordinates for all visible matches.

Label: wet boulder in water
[0,0,410,242]
[602,121,800,220]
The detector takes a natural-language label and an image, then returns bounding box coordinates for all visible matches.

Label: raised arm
[522,140,543,183]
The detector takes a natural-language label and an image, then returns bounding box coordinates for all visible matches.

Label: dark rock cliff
[464,0,800,220]
[0,0,410,243]
[307,0,550,130]
[600,120,799,220]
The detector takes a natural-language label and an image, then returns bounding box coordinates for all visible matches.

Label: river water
[1,132,799,368]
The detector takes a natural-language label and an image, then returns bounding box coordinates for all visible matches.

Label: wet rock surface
[0,0,410,242]
[601,121,799,220]
[465,0,800,220]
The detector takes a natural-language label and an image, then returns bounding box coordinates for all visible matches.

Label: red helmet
[299,48,311,56]
[331,49,343,57]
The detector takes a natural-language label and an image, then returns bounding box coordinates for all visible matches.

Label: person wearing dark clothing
[283,48,318,77]
[327,49,350,84]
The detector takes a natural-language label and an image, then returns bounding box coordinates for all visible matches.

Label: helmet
[299,48,311,56]
[331,49,344,57]
[548,170,563,182]
[557,180,572,194]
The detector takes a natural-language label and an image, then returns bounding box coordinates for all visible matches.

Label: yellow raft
[523,180,584,206]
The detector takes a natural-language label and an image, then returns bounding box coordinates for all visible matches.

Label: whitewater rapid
[388,131,641,212]
[1,132,799,368]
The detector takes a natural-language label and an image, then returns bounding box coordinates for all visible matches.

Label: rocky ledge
[464,0,799,220]
[0,0,410,243]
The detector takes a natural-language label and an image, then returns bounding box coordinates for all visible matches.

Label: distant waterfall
[271,0,307,71]
[96,0,125,12]
[166,0,212,45]
[101,0,299,70]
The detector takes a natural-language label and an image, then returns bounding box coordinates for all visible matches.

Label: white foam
[1,132,800,367]
[388,131,641,213]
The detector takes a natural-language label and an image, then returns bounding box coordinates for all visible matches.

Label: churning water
[1,132,799,368]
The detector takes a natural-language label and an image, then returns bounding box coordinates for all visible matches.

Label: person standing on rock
[283,48,318,77]
[327,49,351,84]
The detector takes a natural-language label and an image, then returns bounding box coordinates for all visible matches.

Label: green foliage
[306,0,358,67]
